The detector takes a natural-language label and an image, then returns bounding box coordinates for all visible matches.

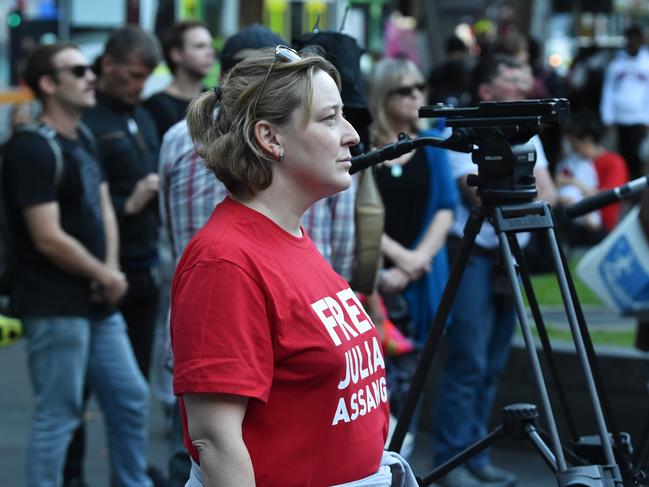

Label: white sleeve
[531,135,548,170]
[447,149,476,179]
[600,63,615,126]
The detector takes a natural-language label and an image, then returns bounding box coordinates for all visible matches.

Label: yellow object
[179,0,202,19]
[0,87,34,105]
[305,1,327,31]
[0,314,23,347]
[265,0,288,39]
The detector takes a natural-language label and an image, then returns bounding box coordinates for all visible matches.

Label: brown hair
[103,25,160,70]
[22,42,79,100]
[162,21,209,74]
[187,47,340,196]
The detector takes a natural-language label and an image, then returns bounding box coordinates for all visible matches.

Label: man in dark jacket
[84,25,162,380]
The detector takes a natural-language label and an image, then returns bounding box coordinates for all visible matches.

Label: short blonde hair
[367,57,424,147]
[187,47,340,195]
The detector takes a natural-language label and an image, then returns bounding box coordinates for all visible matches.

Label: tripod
[388,199,625,486]
[348,99,641,485]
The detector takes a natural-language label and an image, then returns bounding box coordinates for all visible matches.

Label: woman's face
[278,70,360,201]
[384,74,424,126]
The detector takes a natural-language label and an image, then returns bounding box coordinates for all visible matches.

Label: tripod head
[351,98,570,205]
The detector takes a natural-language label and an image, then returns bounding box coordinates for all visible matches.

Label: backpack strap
[14,122,65,187]
[77,121,99,158]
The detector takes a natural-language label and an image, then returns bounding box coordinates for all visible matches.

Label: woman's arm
[184,393,255,487]
[381,234,429,280]
[412,209,454,264]
[381,209,453,281]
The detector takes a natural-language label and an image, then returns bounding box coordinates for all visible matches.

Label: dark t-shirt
[143,92,191,139]
[83,92,160,268]
[2,130,106,317]
[376,148,430,266]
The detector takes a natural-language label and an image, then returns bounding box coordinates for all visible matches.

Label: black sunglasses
[252,45,301,116]
[55,64,92,79]
[390,83,425,97]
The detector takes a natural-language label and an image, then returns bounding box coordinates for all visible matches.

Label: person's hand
[94,267,129,305]
[379,267,411,294]
[555,174,575,187]
[126,173,159,215]
[394,248,431,281]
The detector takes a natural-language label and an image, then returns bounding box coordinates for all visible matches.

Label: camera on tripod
[351,98,569,204]
[421,99,570,204]
[351,98,642,486]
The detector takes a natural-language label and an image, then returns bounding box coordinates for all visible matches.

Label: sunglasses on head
[55,64,92,79]
[390,83,425,97]
[252,45,301,116]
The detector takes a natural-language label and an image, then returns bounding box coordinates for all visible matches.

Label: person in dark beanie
[84,25,162,380]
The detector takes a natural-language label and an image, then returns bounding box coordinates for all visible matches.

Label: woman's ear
[254,120,283,161]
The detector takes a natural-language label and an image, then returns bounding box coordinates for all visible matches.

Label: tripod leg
[544,227,617,468]
[497,232,568,472]
[508,234,581,443]
[419,426,504,486]
[553,239,640,481]
[526,424,560,473]
[388,208,485,453]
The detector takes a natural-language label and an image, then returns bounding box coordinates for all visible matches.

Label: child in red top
[564,110,629,232]
[172,47,393,486]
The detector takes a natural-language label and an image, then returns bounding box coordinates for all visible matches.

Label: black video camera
[351,98,570,205]
[420,99,570,205]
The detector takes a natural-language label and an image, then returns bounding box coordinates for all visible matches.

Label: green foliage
[527,262,602,306]
[523,325,635,348]
[522,261,634,347]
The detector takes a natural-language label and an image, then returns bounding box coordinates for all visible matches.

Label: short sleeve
[447,149,475,180]
[531,135,549,170]
[171,258,274,402]
[4,133,58,208]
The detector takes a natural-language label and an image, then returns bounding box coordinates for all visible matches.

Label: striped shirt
[159,120,227,264]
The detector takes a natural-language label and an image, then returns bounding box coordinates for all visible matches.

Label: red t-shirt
[171,197,389,487]
[594,151,629,231]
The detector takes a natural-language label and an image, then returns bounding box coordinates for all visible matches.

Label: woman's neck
[165,72,204,100]
[386,121,415,142]
[231,192,304,237]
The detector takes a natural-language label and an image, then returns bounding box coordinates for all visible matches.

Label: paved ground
[0,305,634,486]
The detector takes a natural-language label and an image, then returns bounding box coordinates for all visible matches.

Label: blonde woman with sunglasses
[367,57,458,344]
[171,47,416,487]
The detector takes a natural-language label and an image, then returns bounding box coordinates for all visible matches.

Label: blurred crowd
[1,16,647,487]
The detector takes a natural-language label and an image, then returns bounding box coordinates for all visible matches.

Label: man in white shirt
[600,25,649,180]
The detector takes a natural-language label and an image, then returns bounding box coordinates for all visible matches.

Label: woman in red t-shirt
[171,47,401,487]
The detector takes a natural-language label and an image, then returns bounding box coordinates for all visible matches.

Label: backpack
[0,122,80,297]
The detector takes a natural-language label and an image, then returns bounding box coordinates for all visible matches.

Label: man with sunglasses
[1,43,153,487]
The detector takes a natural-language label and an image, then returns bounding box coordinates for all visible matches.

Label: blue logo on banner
[598,236,649,312]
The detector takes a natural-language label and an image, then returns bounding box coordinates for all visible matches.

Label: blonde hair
[187,47,340,195]
[367,57,424,147]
